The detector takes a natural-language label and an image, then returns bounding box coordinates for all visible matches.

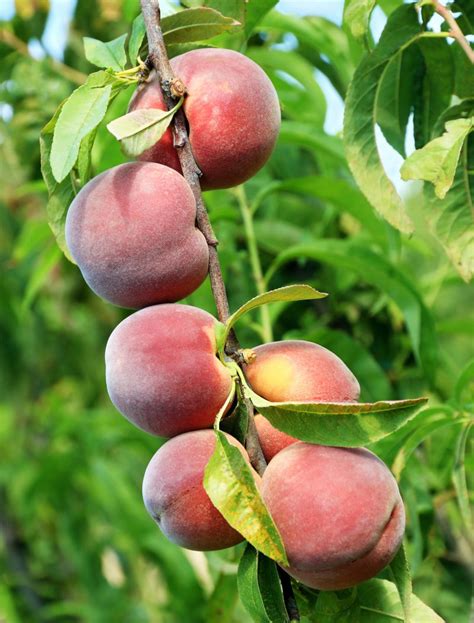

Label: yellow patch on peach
[251,355,294,401]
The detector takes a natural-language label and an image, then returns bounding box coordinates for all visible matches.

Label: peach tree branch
[139,0,232,327]
[432,0,474,63]
[139,2,299,619]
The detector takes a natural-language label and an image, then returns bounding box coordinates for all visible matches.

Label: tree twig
[139,0,233,328]
[139,3,299,619]
[432,1,474,63]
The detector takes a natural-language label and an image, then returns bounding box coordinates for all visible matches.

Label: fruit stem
[234,185,274,343]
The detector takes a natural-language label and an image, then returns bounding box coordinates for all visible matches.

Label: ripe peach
[105,304,233,437]
[143,430,247,550]
[65,162,208,308]
[246,341,360,461]
[261,443,405,590]
[129,48,281,190]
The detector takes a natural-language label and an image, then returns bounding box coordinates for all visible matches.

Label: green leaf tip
[223,284,327,346]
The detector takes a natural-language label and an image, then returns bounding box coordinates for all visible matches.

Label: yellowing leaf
[204,431,288,566]
[401,117,473,198]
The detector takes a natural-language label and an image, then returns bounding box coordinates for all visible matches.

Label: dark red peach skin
[105,304,233,437]
[65,162,209,309]
[261,443,405,590]
[129,48,281,190]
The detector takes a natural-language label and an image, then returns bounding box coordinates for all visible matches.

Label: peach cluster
[65,46,405,590]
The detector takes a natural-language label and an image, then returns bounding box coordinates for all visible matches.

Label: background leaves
[1,0,472,622]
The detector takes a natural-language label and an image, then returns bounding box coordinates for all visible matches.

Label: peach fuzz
[129,48,281,189]
[143,430,250,550]
[65,162,208,309]
[246,341,360,461]
[261,443,405,590]
[105,304,233,437]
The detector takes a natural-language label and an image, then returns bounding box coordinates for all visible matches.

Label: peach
[246,341,360,461]
[65,162,208,308]
[105,304,233,437]
[142,430,246,550]
[261,443,405,590]
[129,48,281,190]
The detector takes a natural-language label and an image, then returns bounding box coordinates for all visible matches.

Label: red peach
[261,443,405,590]
[129,48,281,190]
[65,162,208,309]
[105,304,233,437]
[142,430,247,550]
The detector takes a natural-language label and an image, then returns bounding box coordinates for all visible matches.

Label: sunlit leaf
[162,7,241,44]
[343,0,376,42]
[344,4,424,233]
[50,75,113,182]
[401,117,473,199]
[247,382,427,447]
[83,34,128,71]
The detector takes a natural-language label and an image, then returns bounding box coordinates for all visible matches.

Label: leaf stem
[431,1,474,63]
[234,186,273,343]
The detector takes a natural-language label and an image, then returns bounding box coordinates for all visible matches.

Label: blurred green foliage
[0,1,472,622]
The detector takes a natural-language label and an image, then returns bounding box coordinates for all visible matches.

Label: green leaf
[344,4,424,233]
[128,14,146,63]
[83,34,128,71]
[237,545,289,623]
[162,7,241,44]
[413,37,454,149]
[417,106,474,282]
[388,544,412,623]
[260,11,353,95]
[247,388,427,447]
[377,45,421,157]
[357,579,444,622]
[452,423,473,536]
[313,589,359,622]
[204,573,238,623]
[222,285,327,347]
[107,98,183,157]
[40,104,76,262]
[246,48,326,127]
[453,43,474,99]
[50,75,113,182]
[401,117,473,199]
[244,0,278,36]
[204,430,288,566]
[343,0,376,42]
[454,358,474,405]
[279,121,346,163]
[258,176,387,246]
[391,410,460,480]
[20,244,62,313]
[266,240,438,380]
